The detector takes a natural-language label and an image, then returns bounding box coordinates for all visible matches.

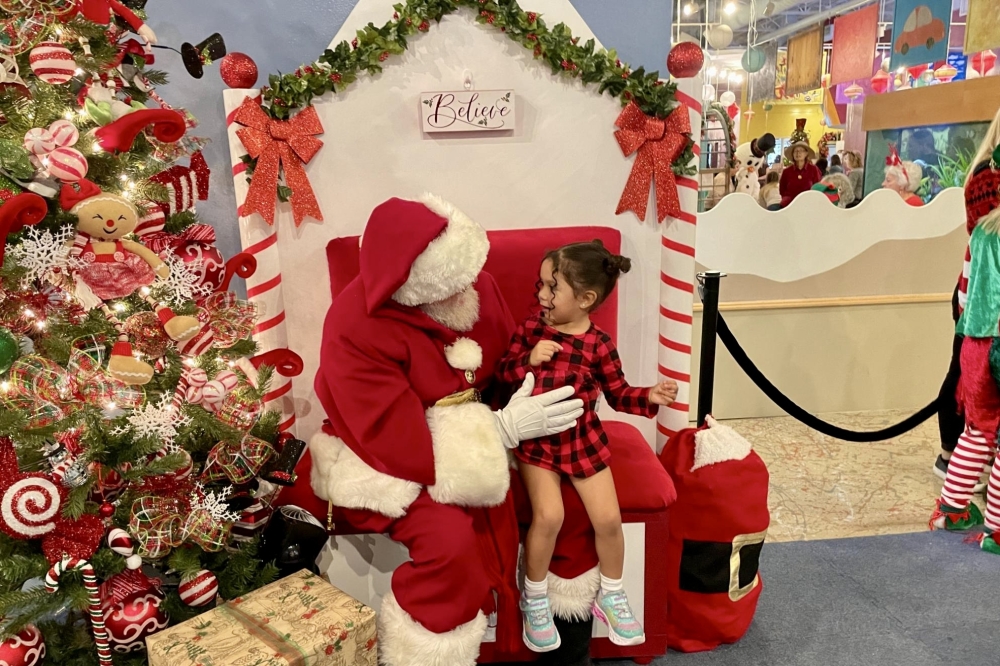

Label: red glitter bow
[234,96,324,226]
[614,101,691,223]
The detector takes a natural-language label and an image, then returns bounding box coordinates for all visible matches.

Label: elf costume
[930,155,1000,555]
[311,195,601,666]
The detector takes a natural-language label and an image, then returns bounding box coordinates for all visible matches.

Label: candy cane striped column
[223,90,296,434]
[657,76,703,450]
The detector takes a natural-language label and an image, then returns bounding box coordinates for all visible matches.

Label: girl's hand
[649,380,678,406]
[529,341,562,367]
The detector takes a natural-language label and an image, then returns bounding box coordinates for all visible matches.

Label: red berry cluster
[406,18,412,26]
[527,33,537,41]
[533,45,542,57]
[419,20,430,31]
[329,72,342,83]
[561,60,577,71]
[393,11,399,18]
[479,10,495,23]
[351,38,358,49]
[527,12,537,22]
[378,51,389,62]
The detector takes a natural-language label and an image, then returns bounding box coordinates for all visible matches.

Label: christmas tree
[0,4,299,664]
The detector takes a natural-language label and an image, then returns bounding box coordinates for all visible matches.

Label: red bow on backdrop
[234,96,324,227]
[614,101,691,223]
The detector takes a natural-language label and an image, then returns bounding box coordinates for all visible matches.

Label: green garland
[254,0,696,177]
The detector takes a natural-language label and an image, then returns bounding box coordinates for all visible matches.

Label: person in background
[882,145,924,206]
[828,154,844,174]
[815,157,829,177]
[845,151,865,202]
[820,172,855,208]
[758,172,781,210]
[931,107,1000,495]
[779,142,822,207]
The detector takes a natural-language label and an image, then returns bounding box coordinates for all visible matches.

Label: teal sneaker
[520,595,560,653]
[593,590,645,647]
[929,498,984,531]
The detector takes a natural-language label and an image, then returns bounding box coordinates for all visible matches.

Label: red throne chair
[277,226,677,663]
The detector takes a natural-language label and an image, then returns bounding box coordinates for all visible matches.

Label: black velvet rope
[715,314,939,442]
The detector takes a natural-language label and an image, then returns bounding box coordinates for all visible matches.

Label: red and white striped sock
[984,457,1000,533]
[941,426,994,509]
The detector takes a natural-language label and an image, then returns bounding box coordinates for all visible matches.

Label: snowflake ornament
[6,225,84,288]
[150,253,212,306]
[116,396,191,446]
[192,483,241,523]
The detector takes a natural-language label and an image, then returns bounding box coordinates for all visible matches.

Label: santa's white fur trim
[691,416,753,472]
[392,194,489,307]
[548,566,600,622]
[309,432,420,519]
[378,591,486,666]
[443,338,482,372]
[426,403,509,507]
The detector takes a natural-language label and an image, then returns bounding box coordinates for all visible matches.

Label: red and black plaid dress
[496,313,658,478]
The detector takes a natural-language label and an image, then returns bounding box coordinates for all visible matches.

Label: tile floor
[722,410,987,543]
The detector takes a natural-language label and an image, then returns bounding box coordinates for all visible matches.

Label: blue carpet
[606,531,995,666]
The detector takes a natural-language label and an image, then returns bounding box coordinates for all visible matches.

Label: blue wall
[151,0,673,259]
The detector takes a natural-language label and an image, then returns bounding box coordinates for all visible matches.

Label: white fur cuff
[548,566,601,622]
[308,432,421,519]
[426,403,509,507]
[378,592,486,666]
[691,416,753,472]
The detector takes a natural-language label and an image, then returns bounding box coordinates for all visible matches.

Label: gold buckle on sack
[434,388,481,407]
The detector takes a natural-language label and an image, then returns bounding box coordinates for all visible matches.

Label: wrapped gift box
[146,569,377,665]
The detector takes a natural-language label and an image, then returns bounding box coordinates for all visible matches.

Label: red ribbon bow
[614,101,691,223]
[234,96,324,226]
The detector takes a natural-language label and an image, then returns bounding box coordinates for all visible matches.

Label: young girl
[496,240,678,651]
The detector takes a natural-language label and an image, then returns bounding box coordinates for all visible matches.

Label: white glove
[494,373,584,449]
[137,24,158,45]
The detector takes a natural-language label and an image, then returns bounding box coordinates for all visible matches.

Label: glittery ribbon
[202,433,274,485]
[140,222,216,252]
[234,96,324,226]
[201,291,258,347]
[4,341,143,427]
[128,494,232,558]
[614,101,691,223]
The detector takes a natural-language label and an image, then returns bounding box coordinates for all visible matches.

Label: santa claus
[311,194,602,666]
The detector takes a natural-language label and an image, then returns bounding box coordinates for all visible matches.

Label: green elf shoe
[980,531,1000,555]
[929,499,984,531]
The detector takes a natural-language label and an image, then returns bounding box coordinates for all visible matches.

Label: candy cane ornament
[45,556,113,666]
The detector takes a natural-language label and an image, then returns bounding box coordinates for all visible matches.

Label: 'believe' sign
[420,90,515,132]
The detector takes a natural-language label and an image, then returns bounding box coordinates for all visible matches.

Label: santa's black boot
[538,616,592,666]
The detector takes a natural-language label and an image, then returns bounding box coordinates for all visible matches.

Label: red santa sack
[659,416,769,652]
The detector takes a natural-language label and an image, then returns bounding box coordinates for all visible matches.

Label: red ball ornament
[667,42,705,79]
[178,569,219,607]
[220,52,258,89]
[103,590,169,653]
[99,502,115,518]
[0,625,46,666]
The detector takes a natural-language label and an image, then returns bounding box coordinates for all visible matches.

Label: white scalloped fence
[695,187,966,283]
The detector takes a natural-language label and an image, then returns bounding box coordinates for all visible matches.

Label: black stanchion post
[697,271,726,426]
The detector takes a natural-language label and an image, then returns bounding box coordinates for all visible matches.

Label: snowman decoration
[733,133,776,200]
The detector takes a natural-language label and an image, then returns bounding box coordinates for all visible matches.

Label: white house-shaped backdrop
[224,0,702,446]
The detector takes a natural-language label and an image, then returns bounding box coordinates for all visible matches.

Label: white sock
[600,574,624,595]
[524,576,548,599]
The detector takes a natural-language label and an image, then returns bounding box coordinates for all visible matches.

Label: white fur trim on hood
[426,403,509,507]
[443,338,482,372]
[691,416,753,472]
[547,566,601,622]
[392,194,489,307]
[309,432,420,519]
[378,591,486,666]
